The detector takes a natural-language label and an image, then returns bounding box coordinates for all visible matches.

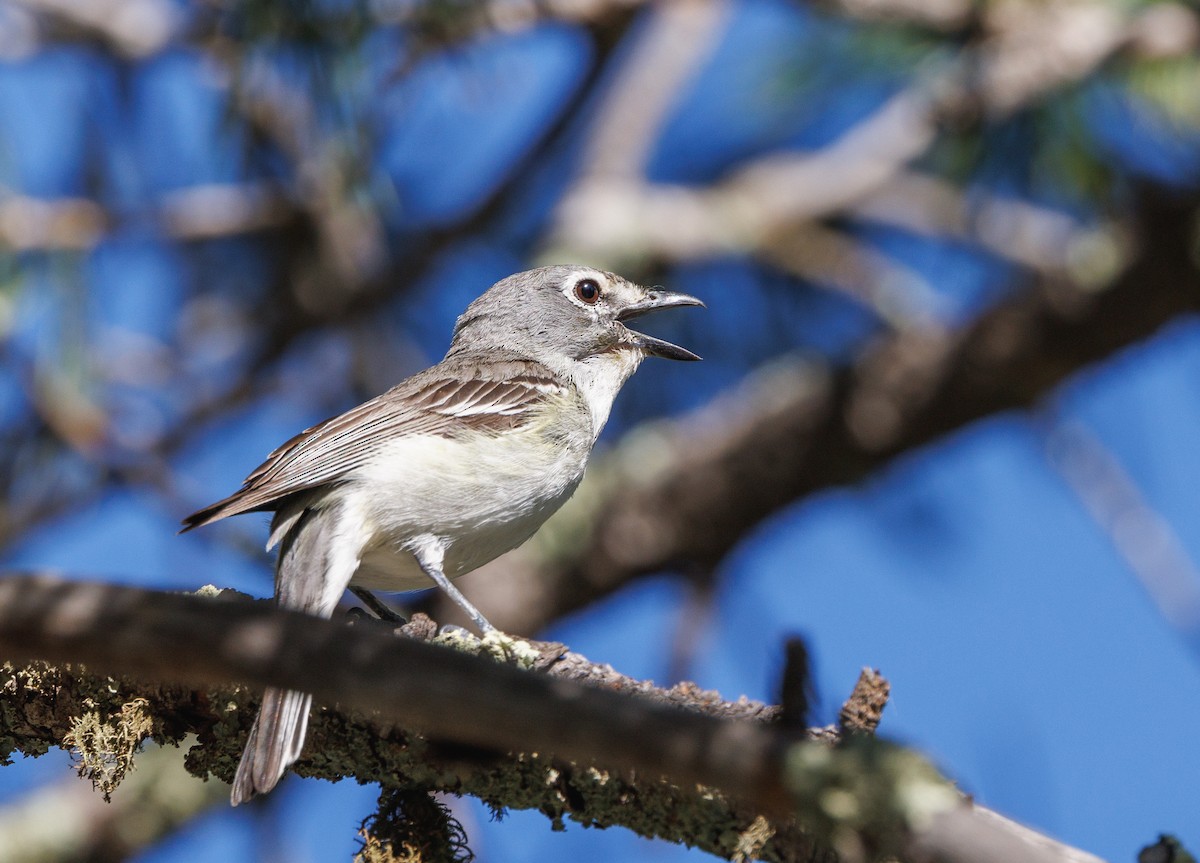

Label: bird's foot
[350,587,407,624]
[344,606,403,634]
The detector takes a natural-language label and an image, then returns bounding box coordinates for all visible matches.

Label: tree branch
[0,574,1104,863]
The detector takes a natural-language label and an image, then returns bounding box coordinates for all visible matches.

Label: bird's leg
[412,537,496,633]
[426,568,495,634]
[350,587,406,624]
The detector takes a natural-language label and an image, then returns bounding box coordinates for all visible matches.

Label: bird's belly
[345,432,586,592]
[350,508,555,592]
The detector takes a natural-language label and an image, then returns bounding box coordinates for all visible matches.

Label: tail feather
[231,687,313,805]
[229,504,346,805]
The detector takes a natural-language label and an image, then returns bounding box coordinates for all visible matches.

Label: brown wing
[180,357,565,532]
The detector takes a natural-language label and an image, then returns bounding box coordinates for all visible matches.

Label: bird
[180,265,704,804]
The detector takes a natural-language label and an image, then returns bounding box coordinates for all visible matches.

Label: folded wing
[180,357,564,532]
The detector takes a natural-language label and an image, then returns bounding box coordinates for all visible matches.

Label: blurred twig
[575,0,731,180]
[846,171,1116,278]
[0,191,108,251]
[1043,415,1200,641]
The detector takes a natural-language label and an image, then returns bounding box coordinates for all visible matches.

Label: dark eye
[574,278,601,304]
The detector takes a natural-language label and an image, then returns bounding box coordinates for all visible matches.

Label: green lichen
[63,697,154,800]
[430,629,540,670]
[782,737,957,858]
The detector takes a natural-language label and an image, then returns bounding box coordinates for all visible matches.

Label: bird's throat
[568,348,644,441]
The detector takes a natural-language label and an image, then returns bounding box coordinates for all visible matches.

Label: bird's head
[449,265,704,366]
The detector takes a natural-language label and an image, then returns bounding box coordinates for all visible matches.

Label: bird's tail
[230,687,313,805]
[229,503,346,805]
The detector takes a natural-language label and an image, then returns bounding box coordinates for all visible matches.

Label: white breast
[345,423,590,591]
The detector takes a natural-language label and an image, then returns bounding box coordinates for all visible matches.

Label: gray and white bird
[180,265,703,804]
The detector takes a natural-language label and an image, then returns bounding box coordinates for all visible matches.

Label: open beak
[617,289,705,361]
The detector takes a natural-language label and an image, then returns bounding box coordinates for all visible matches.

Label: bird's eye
[574,278,601,305]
